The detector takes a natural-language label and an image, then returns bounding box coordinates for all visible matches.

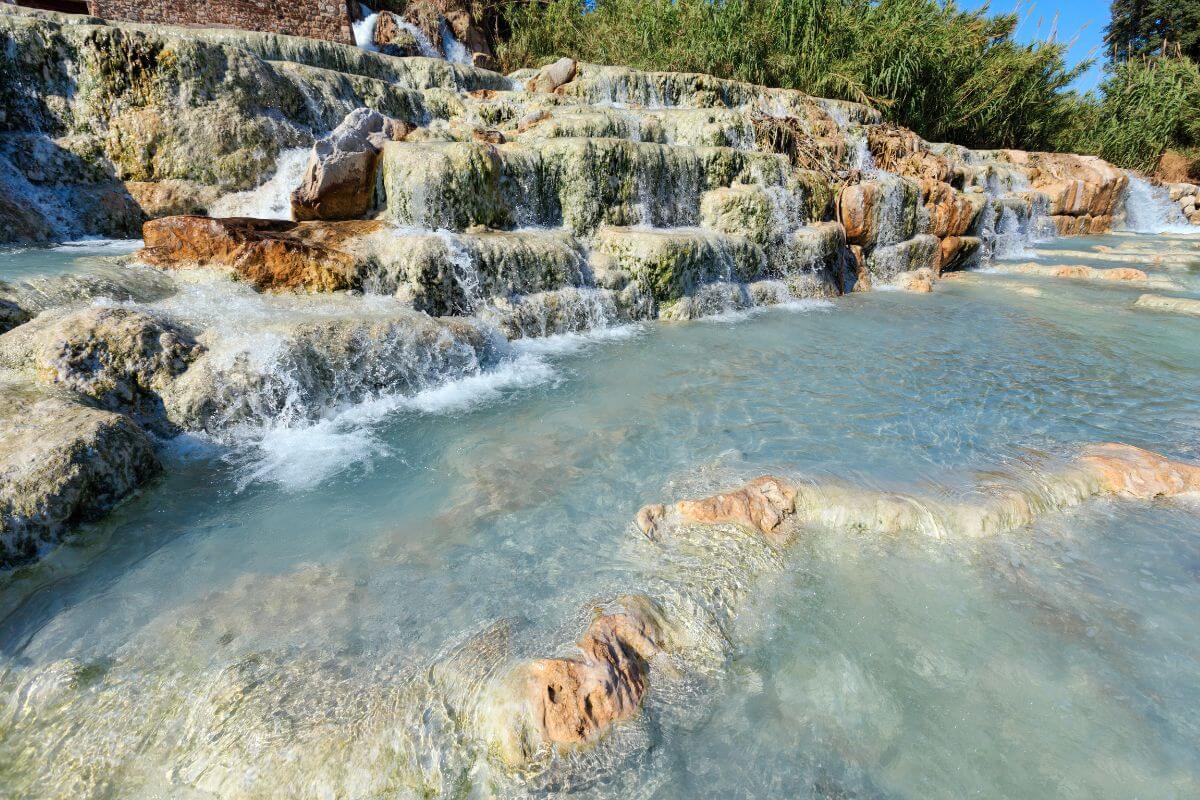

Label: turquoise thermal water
[1,233,1199,799]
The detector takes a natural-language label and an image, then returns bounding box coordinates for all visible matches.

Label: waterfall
[1121,174,1193,234]
[435,230,484,312]
[209,149,311,220]
[352,7,379,51]
[439,19,473,65]
[354,4,440,59]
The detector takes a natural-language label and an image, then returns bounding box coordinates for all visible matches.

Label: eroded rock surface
[0,306,202,431]
[0,384,160,567]
[139,216,383,292]
[511,599,663,758]
[292,108,413,221]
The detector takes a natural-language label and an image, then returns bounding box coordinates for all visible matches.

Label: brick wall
[84,0,358,45]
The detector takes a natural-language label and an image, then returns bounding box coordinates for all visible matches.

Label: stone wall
[84,0,357,45]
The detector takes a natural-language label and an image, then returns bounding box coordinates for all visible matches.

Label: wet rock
[139,216,383,292]
[292,108,413,222]
[592,227,763,303]
[936,235,981,272]
[638,475,798,540]
[0,384,160,568]
[159,310,498,433]
[527,58,578,94]
[1078,443,1200,499]
[373,11,422,57]
[894,267,936,293]
[517,603,661,752]
[1133,293,1200,317]
[1007,263,1150,283]
[0,307,202,431]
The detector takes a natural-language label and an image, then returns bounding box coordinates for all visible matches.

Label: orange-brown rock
[1009,263,1147,283]
[522,607,660,747]
[920,179,981,238]
[637,475,797,539]
[837,182,878,246]
[1015,151,1127,221]
[867,125,956,183]
[139,216,382,292]
[1079,443,1200,499]
[936,235,981,273]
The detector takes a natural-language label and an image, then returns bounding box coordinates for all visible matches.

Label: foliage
[497,0,1087,151]
[1106,0,1200,62]
[1066,55,1200,172]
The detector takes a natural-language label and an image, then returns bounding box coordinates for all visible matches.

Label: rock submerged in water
[637,444,1200,542]
[1133,293,1200,317]
[637,475,798,540]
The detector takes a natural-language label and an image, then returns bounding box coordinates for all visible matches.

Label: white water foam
[353,6,379,51]
[223,321,642,491]
[52,238,144,254]
[1121,174,1195,234]
[209,149,311,220]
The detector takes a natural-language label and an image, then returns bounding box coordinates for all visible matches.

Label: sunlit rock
[526,57,578,94]
[0,384,159,567]
[509,599,663,757]
[592,226,762,303]
[0,306,202,431]
[637,475,798,540]
[1078,443,1200,499]
[291,108,413,221]
[139,216,383,292]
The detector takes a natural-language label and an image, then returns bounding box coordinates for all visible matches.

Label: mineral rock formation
[1006,263,1151,283]
[527,57,578,94]
[373,11,422,57]
[637,475,798,539]
[1133,293,1200,317]
[1078,443,1200,498]
[0,385,160,567]
[514,601,662,754]
[0,307,202,431]
[637,444,1200,541]
[291,108,413,221]
[139,216,383,292]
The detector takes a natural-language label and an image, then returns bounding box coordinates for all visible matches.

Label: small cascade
[989,203,1034,260]
[353,4,442,59]
[439,19,472,65]
[849,131,876,174]
[209,149,311,220]
[435,229,484,312]
[1121,174,1193,234]
[352,7,379,51]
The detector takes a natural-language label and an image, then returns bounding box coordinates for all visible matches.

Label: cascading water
[439,19,473,65]
[208,149,311,220]
[352,5,379,51]
[353,4,440,58]
[1121,173,1194,234]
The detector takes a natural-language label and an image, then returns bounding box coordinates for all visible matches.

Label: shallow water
[0,239,143,280]
[1,233,1199,798]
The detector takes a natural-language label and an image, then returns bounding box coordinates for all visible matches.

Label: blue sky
[958,1,1110,93]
